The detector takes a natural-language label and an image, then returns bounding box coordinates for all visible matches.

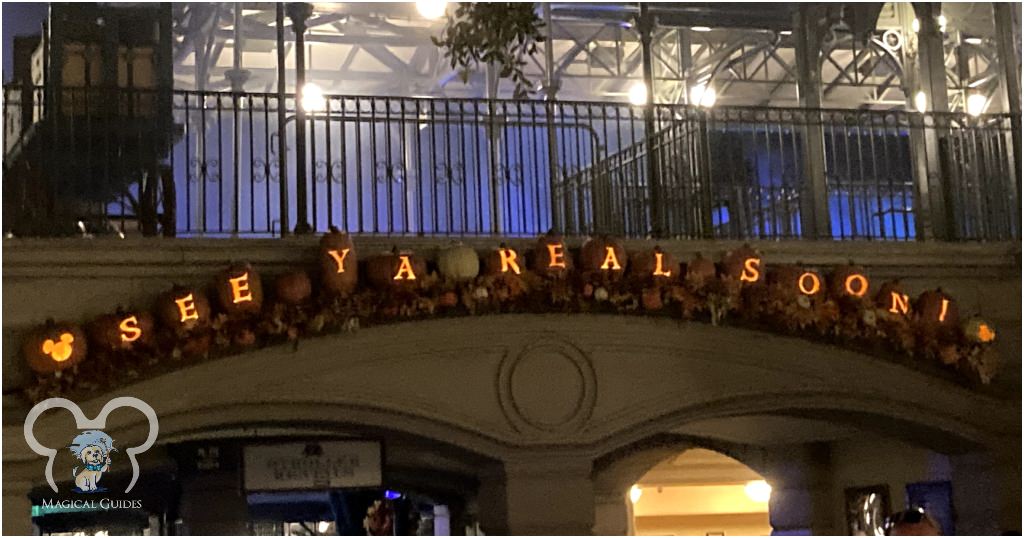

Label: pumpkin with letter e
[157,286,212,332]
[24,320,87,374]
[215,263,264,316]
[531,231,573,279]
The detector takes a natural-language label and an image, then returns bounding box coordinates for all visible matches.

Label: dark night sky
[2,2,49,82]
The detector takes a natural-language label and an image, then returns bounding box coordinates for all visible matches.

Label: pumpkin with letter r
[24,320,87,374]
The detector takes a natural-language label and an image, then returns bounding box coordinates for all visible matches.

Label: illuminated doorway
[629,448,771,536]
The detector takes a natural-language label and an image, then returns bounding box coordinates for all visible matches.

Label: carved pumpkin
[767,264,820,298]
[684,254,717,289]
[874,279,910,316]
[630,246,679,286]
[215,263,264,316]
[828,262,870,300]
[531,231,573,279]
[366,249,427,290]
[24,320,87,374]
[157,286,212,332]
[915,289,959,330]
[320,227,358,296]
[483,244,524,276]
[962,317,996,344]
[721,244,761,284]
[88,309,155,352]
[437,243,480,282]
[580,235,627,279]
[274,270,313,305]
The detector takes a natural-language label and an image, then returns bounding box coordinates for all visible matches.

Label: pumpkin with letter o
[274,270,313,305]
[157,285,212,332]
[684,254,717,289]
[721,244,761,283]
[580,235,627,279]
[828,262,870,300]
[320,227,358,296]
[215,263,264,316]
[630,246,678,286]
[531,231,573,279]
[24,320,87,374]
[366,249,427,290]
[88,308,155,352]
[437,243,480,282]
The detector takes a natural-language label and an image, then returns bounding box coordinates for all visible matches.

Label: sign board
[244,441,382,491]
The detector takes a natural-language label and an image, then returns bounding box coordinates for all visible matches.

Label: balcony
[3,85,1020,241]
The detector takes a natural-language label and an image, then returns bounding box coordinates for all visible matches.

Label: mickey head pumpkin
[215,263,264,316]
[320,227,358,296]
[88,308,156,352]
[24,320,87,374]
[962,317,996,344]
[531,231,573,279]
[157,285,212,332]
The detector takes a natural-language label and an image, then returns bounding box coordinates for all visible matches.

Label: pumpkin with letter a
[437,243,480,282]
[24,320,87,374]
[366,249,427,290]
[827,261,869,300]
[915,288,959,331]
[88,308,156,352]
[531,231,573,279]
[320,227,358,296]
[630,246,679,286]
[684,254,717,289]
[274,270,313,305]
[215,263,264,316]
[580,235,627,279]
[721,244,761,283]
[157,285,212,332]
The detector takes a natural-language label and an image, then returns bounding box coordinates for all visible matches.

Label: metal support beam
[993,2,1022,191]
[276,3,290,236]
[638,4,664,238]
[288,2,313,234]
[794,5,831,239]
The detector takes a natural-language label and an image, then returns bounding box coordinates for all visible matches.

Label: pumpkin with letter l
[24,320,87,374]
[437,243,480,282]
[157,285,212,332]
[580,235,627,280]
[531,231,573,279]
[630,246,679,287]
[88,308,155,352]
[320,227,358,296]
[215,263,264,316]
[366,249,427,290]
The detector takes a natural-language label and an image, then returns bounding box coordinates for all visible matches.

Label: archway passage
[630,449,771,536]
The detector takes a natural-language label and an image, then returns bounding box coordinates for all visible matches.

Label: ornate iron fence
[3,85,1019,241]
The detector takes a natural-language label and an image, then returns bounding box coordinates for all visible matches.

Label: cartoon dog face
[69,430,115,465]
[79,444,106,465]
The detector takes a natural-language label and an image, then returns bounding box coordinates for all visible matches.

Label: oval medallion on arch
[498,339,597,436]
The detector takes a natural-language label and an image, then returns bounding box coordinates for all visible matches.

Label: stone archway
[4,314,1018,534]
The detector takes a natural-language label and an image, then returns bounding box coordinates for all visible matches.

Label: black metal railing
[3,85,1019,241]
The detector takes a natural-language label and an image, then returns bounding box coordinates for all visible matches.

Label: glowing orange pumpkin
[24,321,87,374]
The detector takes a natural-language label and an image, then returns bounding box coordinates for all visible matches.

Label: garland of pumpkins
[22,229,1000,403]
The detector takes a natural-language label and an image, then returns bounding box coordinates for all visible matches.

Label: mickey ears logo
[24,397,158,493]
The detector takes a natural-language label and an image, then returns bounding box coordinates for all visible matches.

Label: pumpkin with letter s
[320,227,358,296]
[366,248,427,290]
[274,270,313,305]
[215,263,264,316]
[88,308,156,352]
[721,244,761,284]
[24,320,87,374]
[531,231,573,279]
[437,243,480,282]
[156,285,212,332]
[580,235,627,279]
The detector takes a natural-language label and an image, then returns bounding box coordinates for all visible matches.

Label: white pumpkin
[437,244,480,282]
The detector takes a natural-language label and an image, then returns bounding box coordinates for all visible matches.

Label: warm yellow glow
[393,255,418,280]
[42,333,75,362]
[914,90,927,113]
[498,248,522,274]
[739,257,761,283]
[628,81,648,106]
[119,316,142,343]
[798,272,821,295]
[229,273,253,304]
[630,485,643,504]
[937,14,947,33]
[690,83,716,107]
[546,243,567,268]
[600,246,622,271]
[966,93,987,117]
[844,274,869,297]
[744,480,772,503]
[977,323,996,342]
[176,294,200,322]
[691,26,712,32]
[653,252,672,277]
[326,248,351,273]
[416,0,448,20]
[889,292,910,315]
[300,82,326,112]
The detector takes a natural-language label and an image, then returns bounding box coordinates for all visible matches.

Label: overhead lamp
[690,83,717,108]
[629,485,643,504]
[317,521,330,534]
[911,18,920,33]
[745,480,772,503]
[966,93,987,117]
[300,82,326,113]
[691,26,712,32]
[938,14,947,33]
[779,30,792,36]
[628,81,649,106]
[416,0,448,20]
[964,37,983,45]
[914,91,927,113]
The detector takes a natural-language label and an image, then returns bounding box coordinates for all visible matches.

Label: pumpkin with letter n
[24,320,87,375]
[366,249,427,290]
[215,263,264,316]
[320,227,358,296]
[88,308,156,352]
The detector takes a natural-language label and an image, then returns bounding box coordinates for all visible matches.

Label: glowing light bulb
[691,26,712,32]
[911,18,920,33]
[628,81,649,106]
[629,485,643,504]
[690,83,717,107]
[317,521,330,534]
[938,14,947,33]
[966,93,987,117]
[300,82,326,113]
[914,91,927,113]
[745,480,772,503]
[416,0,448,20]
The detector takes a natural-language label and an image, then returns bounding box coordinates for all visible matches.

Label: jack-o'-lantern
[320,227,358,296]
[684,254,717,289]
[437,243,480,282]
[483,244,524,276]
[828,262,870,300]
[768,264,821,298]
[915,289,959,330]
[215,263,264,316]
[721,244,761,284]
[24,320,87,374]
[580,235,627,279]
[366,249,427,290]
[961,317,996,344]
[630,246,679,286]
[88,308,156,352]
[157,285,212,332]
[531,231,573,279]
[874,280,910,316]
[274,270,313,305]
